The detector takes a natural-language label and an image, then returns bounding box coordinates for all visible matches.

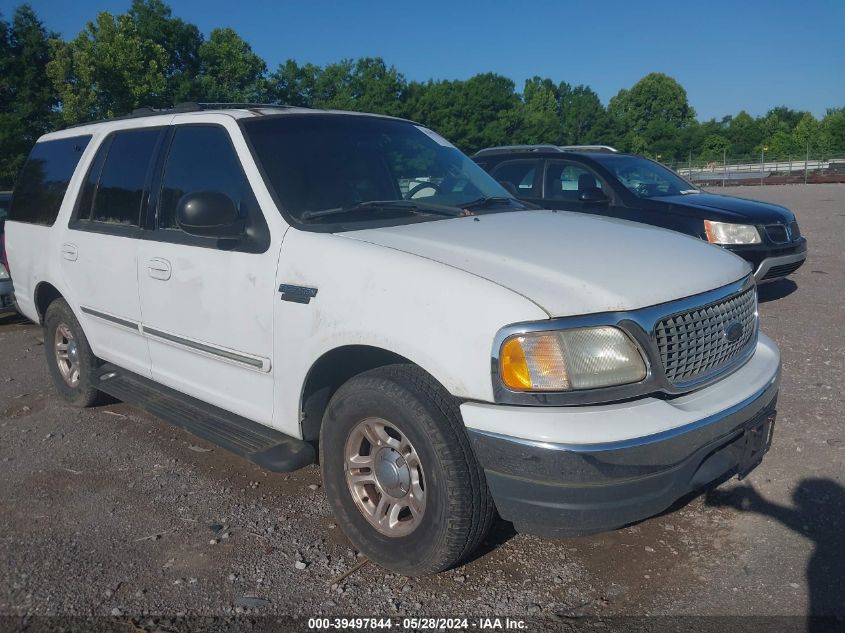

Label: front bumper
[753,248,807,283]
[463,336,781,537]
[727,238,807,283]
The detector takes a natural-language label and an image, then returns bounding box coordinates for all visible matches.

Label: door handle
[61,243,78,261]
[147,257,172,281]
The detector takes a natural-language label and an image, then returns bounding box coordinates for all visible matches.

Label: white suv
[5,104,780,575]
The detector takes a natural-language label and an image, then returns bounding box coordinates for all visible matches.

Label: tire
[320,364,494,575]
[44,298,103,408]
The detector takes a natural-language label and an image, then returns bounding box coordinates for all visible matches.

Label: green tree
[765,106,806,132]
[127,0,202,104]
[308,59,355,109]
[642,119,682,160]
[608,73,694,159]
[518,76,561,144]
[820,108,845,152]
[343,57,406,115]
[191,27,266,102]
[760,130,794,159]
[792,112,822,154]
[760,110,788,139]
[406,73,521,153]
[699,134,731,162]
[0,5,60,186]
[4,0,843,174]
[267,59,320,107]
[560,84,611,145]
[47,11,169,124]
[290,57,408,115]
[611,74,694,130]
[726,111,763,158]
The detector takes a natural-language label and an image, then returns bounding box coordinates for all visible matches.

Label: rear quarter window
[9,136,91,226]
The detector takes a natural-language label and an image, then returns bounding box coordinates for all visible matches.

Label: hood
[654,192,795,224]
[340,210,750,317]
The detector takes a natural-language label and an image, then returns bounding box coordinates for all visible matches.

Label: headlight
[0,263,9,280]
[498,326,647,392]
[704,220,761,245]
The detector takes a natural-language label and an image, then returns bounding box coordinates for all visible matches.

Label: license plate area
[737,409,776,479]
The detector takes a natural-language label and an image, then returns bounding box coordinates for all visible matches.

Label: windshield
[592,155,699,198]
[241,115,518,224]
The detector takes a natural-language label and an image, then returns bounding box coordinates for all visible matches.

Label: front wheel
[320,364,494,575]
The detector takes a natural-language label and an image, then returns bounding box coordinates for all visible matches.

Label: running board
[93,364,315,472]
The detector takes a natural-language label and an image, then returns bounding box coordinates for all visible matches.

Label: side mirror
[578,187,608,204]
[498,180,519,197]
[176,191,244,239]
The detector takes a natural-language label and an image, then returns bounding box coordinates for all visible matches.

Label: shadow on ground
[757,278,798,303]
[0,310,30,327]
[707,479,845,630]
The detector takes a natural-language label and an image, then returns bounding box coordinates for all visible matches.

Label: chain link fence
[666,151,845,186]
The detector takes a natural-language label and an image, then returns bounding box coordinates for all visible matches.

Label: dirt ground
[0,184,843,632]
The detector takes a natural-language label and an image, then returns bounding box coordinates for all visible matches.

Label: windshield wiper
[459,196,515,211]
[300,200,465,221]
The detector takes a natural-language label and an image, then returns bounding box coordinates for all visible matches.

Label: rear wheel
[320,364,494,575]
[44,299,102,407]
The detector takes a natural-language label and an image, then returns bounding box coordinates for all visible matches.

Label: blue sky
[3,0,843,120]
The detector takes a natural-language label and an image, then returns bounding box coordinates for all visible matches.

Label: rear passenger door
[63,127,164,378]
[136,123,278,425]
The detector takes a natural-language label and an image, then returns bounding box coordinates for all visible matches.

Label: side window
[545,161,604,201]
[75,137,111,222]
[9,136,91,226]
[88,129,161,226]
[490,160,537,196]
[158,126,254,230]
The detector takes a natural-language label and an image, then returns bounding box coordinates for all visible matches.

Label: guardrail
[668,153,845,186]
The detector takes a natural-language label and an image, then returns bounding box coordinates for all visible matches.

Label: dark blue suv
[474,145,807,283]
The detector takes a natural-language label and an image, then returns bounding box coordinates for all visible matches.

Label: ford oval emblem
[724,322,744,343]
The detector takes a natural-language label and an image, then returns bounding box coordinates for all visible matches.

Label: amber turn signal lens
[499,337,532,390]
[497,327,646,392]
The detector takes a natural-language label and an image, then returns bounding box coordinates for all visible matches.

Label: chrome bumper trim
[473,366,779,455]
[754,251,807,282]
[468,361,779,488]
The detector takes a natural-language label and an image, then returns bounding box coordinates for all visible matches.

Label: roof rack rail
[473,144,564,157]
[473,144,620,157]
[182,102,297,112]
[67,102,296,128]
[558,145,619,153]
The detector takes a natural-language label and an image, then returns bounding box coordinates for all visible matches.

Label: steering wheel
[406,181,443,199]
[634,182,653,196]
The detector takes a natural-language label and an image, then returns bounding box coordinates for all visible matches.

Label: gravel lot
[1,184,843,631]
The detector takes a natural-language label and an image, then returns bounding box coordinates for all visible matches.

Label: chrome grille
[655,287,757,384]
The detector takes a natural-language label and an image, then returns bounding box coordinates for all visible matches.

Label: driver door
[541,160,620,217]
